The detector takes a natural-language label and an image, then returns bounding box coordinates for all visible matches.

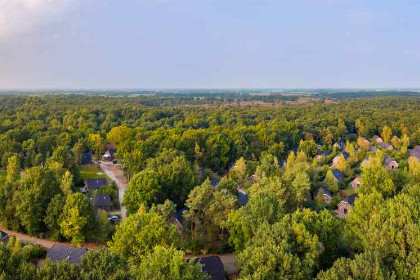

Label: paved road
[0,224,100,250]
[99,161,128,220]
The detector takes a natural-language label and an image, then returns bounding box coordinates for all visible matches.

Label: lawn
[80,165,110,181]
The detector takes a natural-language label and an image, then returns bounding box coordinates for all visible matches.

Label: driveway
[0,224,100,251]
[99,161,128,220]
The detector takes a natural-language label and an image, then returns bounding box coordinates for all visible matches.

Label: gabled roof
[372,135,383,143]
[174,206,189,225]
[210,179,221,188]
[342,151,350,160]
[46,244,87,264]
[106,149,116,156]
[344,193,358,205]
[409,146,420,159]
[378,142,392,150]
[81,153,92,164]
[1,230,9,245]
[86,178,108,190]
[334,141,345,149]
[321,151,329,156]
[332,169,344,181]
[238,190,248,206]
[383,156,396,166]
[368,146,379,152]
[94,194,111,208]
[197,256,226,280]
[319,186,332,198]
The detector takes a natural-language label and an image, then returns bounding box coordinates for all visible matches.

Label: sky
[1,0,420,89]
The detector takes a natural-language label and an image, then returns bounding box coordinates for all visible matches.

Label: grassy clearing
[80,164,110,181]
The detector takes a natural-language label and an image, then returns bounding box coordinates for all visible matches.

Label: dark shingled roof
[94,194,111,208]
[210,179,221,188]
[238,191,248,206]
[409,146,420,159]
[319,186,332,198]
[334,141,345,149]
[81,153,92,165]
[345,194,358,205]
[383,156,395,166]
[332,169,344,181]
[107,149,116,156]
[46,244,87,264]
[342,151,350,160]
[1,230,9,245]
[174,206,189,225]
[197,256,226,280]
[86,178,108,190]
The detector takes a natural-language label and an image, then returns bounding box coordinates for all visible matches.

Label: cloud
[0,0,74,40]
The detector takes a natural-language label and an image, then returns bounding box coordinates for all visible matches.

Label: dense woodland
[0,94,420,279]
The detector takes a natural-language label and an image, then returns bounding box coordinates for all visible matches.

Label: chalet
[81,153,92,165]
[332,152,349,166]
[408,146,420,160]
[315,186,332,204]
[46,244,87,264]
[173,206,189,229]
[1,230,9,245]
[85,178,108,191]
[368,146,379,153]
[315,152,328,161]
[238,189,248,206]
[378,142,393,151]
[332,169,344,181]
[351,176,361,190]
[333,141,345,150]
[383,156,398,170]
[94,194,111,212]
[248,174,259,184]
[337,194,358,216]
[372,135,383,144]
[196,256,226,280]
[102,149,116,161]
[210,179,221,188]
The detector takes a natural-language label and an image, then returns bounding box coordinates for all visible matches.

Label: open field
[79,164,110,181]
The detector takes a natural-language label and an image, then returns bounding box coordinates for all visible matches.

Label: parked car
[108,216,120,222]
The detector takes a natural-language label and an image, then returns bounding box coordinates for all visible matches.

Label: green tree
[123,170,161,214]
[44,194,66,240]
[6,154,20,184]
[108,206,179,262]
[324,170,338,193]
[360,165,396,197]
[292,171,311,208]
[381,126,392,143]
[132,246,208,280]
[60,193,94,246]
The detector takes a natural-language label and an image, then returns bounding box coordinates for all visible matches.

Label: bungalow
[94,194,112,212]
[378,142,393,151]
[81,153,92,165]
[315,186,332,204]
[332,169,344,181]
[383,156,399,170]
[85,178,108,191]
[332,152,349,166]
[196,256,226,280]
[248,174,259,184]
[351,176,361,190]
[408,146,420,160]
[372,135,383,144]
[238,189,248,206]
[46,244,87,264]
[368,146,379,153]
[333,141,345,150]
[1,230,9,245]
[173,206,189,229]
[337,194,358,215]
[210,179,221,188]
[102,149,116,161]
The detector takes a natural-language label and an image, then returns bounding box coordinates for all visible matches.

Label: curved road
[99,161,127,220]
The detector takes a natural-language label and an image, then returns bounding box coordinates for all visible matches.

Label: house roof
[86,178,108,190]
[46,244,87,264]
[378,142,392,150]
[321,151,329,156]
[409,146,420,159]
[319,186,332,197]
[81,153,92,164]
[334,141,345,148]
[197,256,226,280]
[94,194,111,208]
[210,179,221,188]
[1,230,9,245]
[383,156,396,166]
[106,149,116,156]
[372,135,383,142]
[342,151,350,160]
[332,169,344,181]
[174,206,189,225]
[368,146,379,152]
[344,194,358,205]
[238,190,248,206]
